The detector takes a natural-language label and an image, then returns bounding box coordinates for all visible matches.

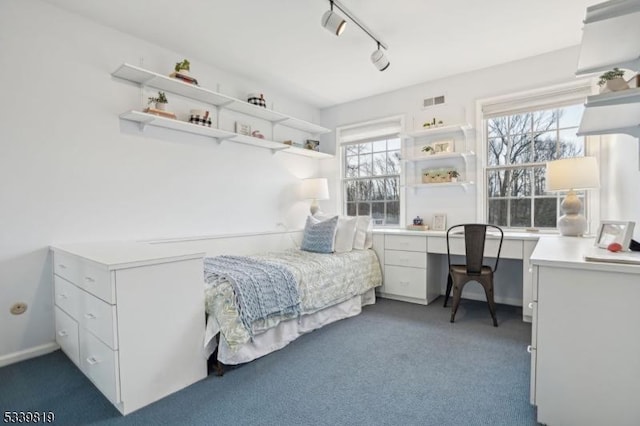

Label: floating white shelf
[407,181,475,192]
[403,151,476,163]
[112,63,331,135]
[405,123,472,138]
[120,111,334,156]
[577,88,640,138]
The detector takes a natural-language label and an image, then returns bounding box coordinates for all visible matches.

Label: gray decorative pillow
[301,215,339,253]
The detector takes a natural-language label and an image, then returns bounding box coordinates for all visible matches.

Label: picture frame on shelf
[432,139,453,154]
[595,220,635,250]
[304,139,320,151]
[432,213,447,231]
[235,121,252,136]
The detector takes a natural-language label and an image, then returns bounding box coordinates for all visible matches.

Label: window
[343,138,401,225]
[486,104,587,229]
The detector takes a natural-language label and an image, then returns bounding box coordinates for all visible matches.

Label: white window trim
[336,115,406,227]
[475,79,600,231]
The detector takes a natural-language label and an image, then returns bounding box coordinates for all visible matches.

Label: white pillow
[353,216,373,250]
[311,215,357,253]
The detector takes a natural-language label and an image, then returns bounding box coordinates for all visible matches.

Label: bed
[203,246,382,368]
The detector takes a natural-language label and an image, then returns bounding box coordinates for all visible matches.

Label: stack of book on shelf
[144,107,176,119]
[169,72,198,85]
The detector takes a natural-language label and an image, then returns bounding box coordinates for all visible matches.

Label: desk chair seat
[443,224,503,327]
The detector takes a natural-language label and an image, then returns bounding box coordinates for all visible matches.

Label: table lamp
[301,178,329,215]
[546,157,599,236]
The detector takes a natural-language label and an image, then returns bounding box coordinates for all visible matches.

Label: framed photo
[432,138,453,154]
[235,121,251,136]
[304,139,320,151]
[432,213,447,231]
[595,221,635,250]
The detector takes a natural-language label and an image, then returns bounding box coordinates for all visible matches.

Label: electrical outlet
[10,302,27,315]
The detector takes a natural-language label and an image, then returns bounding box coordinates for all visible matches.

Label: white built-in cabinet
[51,242,207,415]
[403,124,476,192]
[111,63,333,158]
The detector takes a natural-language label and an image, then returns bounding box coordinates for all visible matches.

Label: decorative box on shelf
[188,110,212,127]
[406,224,429,231]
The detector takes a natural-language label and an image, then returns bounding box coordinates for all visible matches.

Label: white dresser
[530,237,640,425]
[51,241,207,415]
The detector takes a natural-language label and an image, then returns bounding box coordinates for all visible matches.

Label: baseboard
[0,342,59,368]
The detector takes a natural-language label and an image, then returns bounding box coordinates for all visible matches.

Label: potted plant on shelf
[148,91,168,110]
[598,67,629,92]
[175,59,191,75]
[421,145,434,155]
[448,170,460,182]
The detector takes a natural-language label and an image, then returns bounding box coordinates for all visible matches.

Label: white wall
[0,1,324,362]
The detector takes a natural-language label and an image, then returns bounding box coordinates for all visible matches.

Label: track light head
[321,1,346,36]
[371,46,390,71]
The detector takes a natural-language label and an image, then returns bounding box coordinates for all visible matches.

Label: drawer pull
[84,276,96,283]
[58,264,67,269]
[57,330,68,337]
[86,356,101,365]
[84,313,97,320]
[528,267,533,273]
[58,293,68,299]
[528,302,534,309]
[527,345,532,353]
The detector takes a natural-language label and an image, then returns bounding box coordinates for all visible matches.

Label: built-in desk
[372,229,540,322]
[529,236,640,426]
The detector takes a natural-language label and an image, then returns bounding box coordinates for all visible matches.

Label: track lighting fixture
[371,42,390,71]
[321,1,346,36]
[320,0,390,71]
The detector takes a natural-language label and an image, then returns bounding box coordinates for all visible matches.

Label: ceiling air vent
[423,95,446,109]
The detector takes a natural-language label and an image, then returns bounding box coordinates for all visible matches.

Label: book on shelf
[169,72,198,85]
[406,225,429,231]
[143,107,177,119]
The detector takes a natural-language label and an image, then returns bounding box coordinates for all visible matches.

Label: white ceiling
[44,0,597,109]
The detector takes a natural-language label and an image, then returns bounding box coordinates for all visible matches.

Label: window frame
[476,81,600,232]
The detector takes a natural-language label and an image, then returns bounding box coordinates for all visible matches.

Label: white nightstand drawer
[54,275,80,320]
[80,331,121,405]
[385,250,427,268]
[385,235,427,252]
[55,252,114,303]
[79,292,118,350]
[384,265,427,300]
[55,306,80,366]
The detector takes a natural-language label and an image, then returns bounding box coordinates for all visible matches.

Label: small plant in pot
[421,145,435,155]
[175,59,190,75]
[598,67,628,92]
[148,91,168,110]
[448,170,460,182]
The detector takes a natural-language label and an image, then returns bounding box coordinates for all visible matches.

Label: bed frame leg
[207,333,225,376]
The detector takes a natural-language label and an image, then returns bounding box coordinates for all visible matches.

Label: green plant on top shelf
[148,91,168,105]
[597,67,625,86]
[175,59,191,72]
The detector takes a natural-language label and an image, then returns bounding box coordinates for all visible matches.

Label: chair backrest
[446,224,504,274]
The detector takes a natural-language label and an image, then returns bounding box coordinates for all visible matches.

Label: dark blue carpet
[0,297,538,425]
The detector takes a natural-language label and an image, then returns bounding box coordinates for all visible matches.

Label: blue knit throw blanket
[203,255,300,334]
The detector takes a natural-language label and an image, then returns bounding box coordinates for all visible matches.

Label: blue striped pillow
[301,215,339,253]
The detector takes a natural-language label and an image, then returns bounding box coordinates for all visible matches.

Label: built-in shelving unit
[112,63,333,158]
[574,0,640,168]
[405,123,472,139]
[404,151,476,163]
[406,181,475,192]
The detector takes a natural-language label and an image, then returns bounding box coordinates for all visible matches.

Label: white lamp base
[309,199,320,215]
[558,190,586,237]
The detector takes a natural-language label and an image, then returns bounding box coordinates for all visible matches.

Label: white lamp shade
[301,178,330,200]
[321,10,346,36]
[546,157,600,192]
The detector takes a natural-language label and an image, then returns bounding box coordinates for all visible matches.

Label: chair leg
[480,277,498,327]
[443,273,453,307]
[450,278,465,323]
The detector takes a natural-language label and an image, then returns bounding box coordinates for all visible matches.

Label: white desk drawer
[54,275,80,320]
[80,331,121,405]
[385,235,427,252]
[385,250,427,268]
[55,306,80,367]
[384,265,427,300]
[55,252,114,303]
[428,236,523,260]
[79,292,118,350]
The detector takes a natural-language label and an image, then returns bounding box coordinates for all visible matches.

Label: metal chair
[443,224,503,327]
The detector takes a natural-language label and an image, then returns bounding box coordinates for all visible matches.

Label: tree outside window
[486,104,585,229]
[343,138,401,225]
